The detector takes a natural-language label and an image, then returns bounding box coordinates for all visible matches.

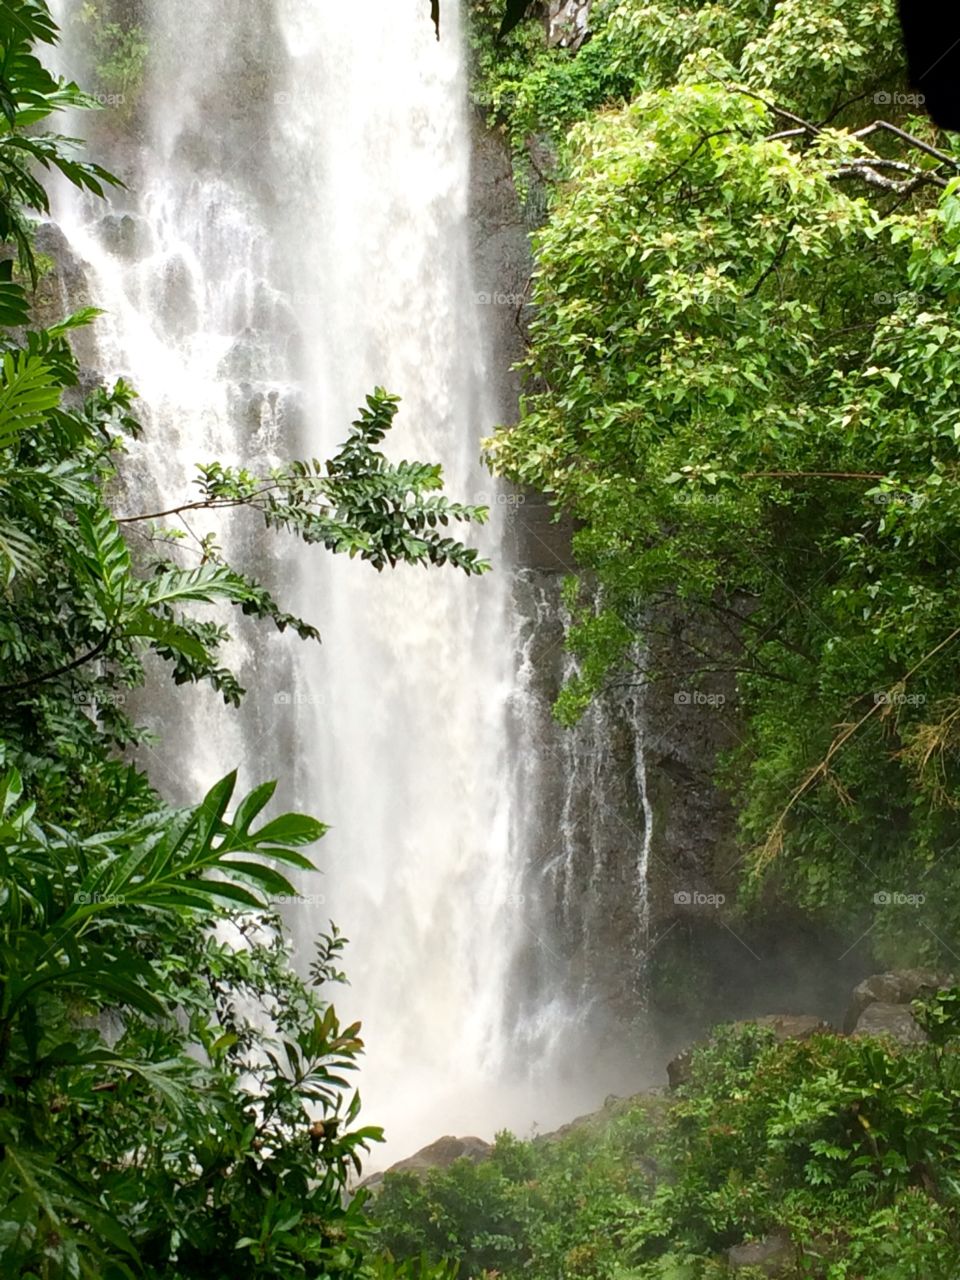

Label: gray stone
[535,1090,668,1144]
[852,1001,928,1046]
[749,1014,832,1040]
[359,1132,492,1194]
[728,1231,794,1275]
[150,252,199,339]
[30,222,97,365]
[386,1134,491,1176]
[843,969,950,1033]
[667,1046,695,1091]
[512,494,576,573]
[95,212,154,260]
[546,0,592,48]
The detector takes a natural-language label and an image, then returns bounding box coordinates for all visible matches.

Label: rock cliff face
[466,117,879,1053]
[469,117,657,1051]
[468,118,726,1036]
[546,0,592,49]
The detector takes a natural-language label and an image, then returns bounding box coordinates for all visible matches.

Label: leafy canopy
[483,0,960,961]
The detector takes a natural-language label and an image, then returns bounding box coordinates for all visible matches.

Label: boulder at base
[387,1134,491,1174]
[727,1231,794,1276]
[843,969,950,1033]
[852,1001,928,1046]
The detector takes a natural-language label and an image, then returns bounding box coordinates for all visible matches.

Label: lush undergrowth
[371,993,960,1278]
[474,0,960,963]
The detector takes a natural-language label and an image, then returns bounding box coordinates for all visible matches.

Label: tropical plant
[0,767,382,1278]
[481,0,960,959]
[0,2,490,1275]
[371,1012,960,1279]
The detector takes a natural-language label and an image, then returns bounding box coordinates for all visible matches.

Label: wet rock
[30,223,96,363]
[852,1001,928,1046]
[750,1013,832,1040]
[151,252,199,339]
[218,328,273,382]
[843,969,950,1033]
[359,1133,492,1194]
[95,212,154,260]
[667,1046,695,1091]
[727,1231,794,1275]
[547,0,592,48]
[535,1090,668,1144]
[512,494,576,573]
[386,1134,491,1175]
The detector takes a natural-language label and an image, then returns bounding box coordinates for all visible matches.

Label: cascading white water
[47,0,567,1158]
[509,574,654,1052]
[48,0,657,1159]
[271,0,528,1156]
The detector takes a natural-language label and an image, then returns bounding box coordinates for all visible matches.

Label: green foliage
[483,0,960,957]
[466,0,546,118]
[0,769,385,1279]
[371,1013,960,1278]
[0,4,491,1275]
[0,353,488,812]
[0,1,121,285]
[479,0,906,189]
[372,1105,663,1280]
[74,1,149,118]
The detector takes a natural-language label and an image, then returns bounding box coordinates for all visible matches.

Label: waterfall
[47,0,541,1158]
[271,0,524,1156]
[48,0,656,1158]
[506,571,654,1091]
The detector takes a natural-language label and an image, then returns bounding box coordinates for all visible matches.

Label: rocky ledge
[371,969,951,1199]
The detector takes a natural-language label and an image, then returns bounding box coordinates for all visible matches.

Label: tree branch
[756,625,960,870]
[0,627,114,694]
[115,486,284,525]
[740,470,889,481]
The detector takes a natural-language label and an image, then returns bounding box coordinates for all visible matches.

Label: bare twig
[851,120,960,171]
[716,79,956,191]
[756,625,960,870]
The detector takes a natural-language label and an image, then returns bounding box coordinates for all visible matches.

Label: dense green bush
[480,0,960,961]
[371,1009,960,1278]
